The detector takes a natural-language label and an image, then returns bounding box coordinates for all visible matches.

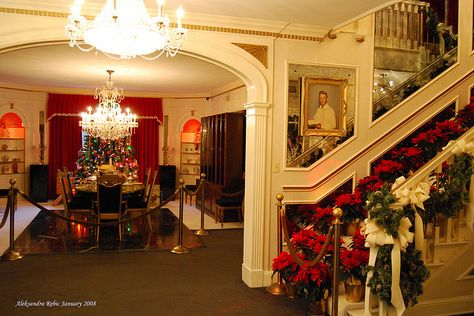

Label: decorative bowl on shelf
[1,155,8,162]
[1,144,7,150]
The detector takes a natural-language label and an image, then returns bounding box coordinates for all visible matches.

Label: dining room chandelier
[80,70,138,140]
[65,0,186,60]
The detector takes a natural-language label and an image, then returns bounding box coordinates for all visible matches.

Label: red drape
[47,94,94,198]
[47,93,162,199]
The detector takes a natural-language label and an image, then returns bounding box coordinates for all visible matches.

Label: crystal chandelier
[80,70,138,140]
[65,0,186,59]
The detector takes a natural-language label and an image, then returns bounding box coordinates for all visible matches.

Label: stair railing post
[332,207,343,316]
[2,179,23,261]
[266,193,286,295]
[195,173,209,236]
[171,179,190,254]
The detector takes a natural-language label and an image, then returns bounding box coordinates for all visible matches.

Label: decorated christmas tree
[76,134,138,180]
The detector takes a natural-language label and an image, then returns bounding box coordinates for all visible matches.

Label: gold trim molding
[0,7,324,42]
[232,43,267,68]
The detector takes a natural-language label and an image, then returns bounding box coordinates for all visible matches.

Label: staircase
[279,1,474,313]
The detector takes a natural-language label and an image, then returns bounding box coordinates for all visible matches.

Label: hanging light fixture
[80,70,138,140]
[65,0,186,60]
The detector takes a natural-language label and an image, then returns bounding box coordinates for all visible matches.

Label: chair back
[58,170,71,213]
[64,168,74,201]
[143,167,152,190]
[97,175,124,214]
[145,170,158,207]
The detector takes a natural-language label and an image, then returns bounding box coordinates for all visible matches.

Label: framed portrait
[300,77,347,137]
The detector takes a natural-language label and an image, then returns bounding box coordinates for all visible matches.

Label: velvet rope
[280,205,335,267]
[15,186,180,227]
[0,197,10,229]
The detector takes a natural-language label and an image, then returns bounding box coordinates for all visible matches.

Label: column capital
[244,102,271,116]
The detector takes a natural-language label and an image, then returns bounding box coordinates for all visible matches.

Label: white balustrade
[375,1,429,51]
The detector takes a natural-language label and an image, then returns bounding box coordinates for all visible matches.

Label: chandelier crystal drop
[65,0,186,60]
[80,70,138,140]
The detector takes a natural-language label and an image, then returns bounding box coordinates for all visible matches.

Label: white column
[242,101,270,288]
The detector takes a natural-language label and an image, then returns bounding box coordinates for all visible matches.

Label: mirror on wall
[286,64,356,168]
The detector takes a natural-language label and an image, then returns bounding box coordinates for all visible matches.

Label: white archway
[0,21,273,287]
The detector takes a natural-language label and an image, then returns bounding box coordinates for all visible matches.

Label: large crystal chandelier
[80,70,138,140]
[65,0,186,60]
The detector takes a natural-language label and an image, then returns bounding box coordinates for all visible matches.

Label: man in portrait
[308,91,336,130]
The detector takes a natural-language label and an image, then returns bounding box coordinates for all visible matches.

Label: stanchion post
[195,173,209,236]
[332,207,343,316]
[2,179,23,261]
[266,193,286,295]
[171,179,190,254]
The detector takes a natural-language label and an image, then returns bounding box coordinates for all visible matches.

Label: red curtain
[124,97,163,182]
[47,93,162,199]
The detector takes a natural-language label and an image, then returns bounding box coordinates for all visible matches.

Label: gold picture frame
[300,77,347,137]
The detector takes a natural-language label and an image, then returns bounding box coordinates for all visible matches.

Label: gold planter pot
[285,281,297,299]
[344,277,365,302]
[307,299,327,316]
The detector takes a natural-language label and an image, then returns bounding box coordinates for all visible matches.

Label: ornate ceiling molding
[0,7,324,43]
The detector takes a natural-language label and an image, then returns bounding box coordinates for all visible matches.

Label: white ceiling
[0,0,395,97]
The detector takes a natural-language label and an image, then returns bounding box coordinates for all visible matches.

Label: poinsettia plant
[272,228,333,303]
[339,228,370,283]
[335,191,366,224]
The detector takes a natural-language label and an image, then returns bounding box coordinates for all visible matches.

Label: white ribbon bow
[391,176,429,252]
[364,217,414,316]
[450,139,474,156]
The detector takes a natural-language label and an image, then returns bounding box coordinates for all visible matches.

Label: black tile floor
[5,208,204,256]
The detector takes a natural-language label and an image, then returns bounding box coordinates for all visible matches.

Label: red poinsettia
[335,191,366,223]
[373,159,405,182]
[340,248,370,282]
[340,228,369,282]
[355,175,384,199]
[351,228,366,250]
[272,251,298,281]
[309,207,334,234]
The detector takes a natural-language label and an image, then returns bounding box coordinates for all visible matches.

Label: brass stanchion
[171,179,190,254]
[331,207,343,316]
[266,193,286,295]
[195,173,209,236]
[2,179,23,261]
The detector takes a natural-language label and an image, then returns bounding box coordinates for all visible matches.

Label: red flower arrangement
[373,159,405,182]
[272,228,333,302]
[309,207,334,234]
[335,191,366,224]
[340,228,369,282]
[272,251,298,282]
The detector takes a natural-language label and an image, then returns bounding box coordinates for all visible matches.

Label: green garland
[365,245,430,307]
[365,186,430,307]
[366,185,403,237]
[423,153,473,221]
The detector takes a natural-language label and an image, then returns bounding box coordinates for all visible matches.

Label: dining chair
[58,170,95,233]
[57,169,92,209]
[127,170,157,231]
[212,187,245,227]
[95,174,127,243]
